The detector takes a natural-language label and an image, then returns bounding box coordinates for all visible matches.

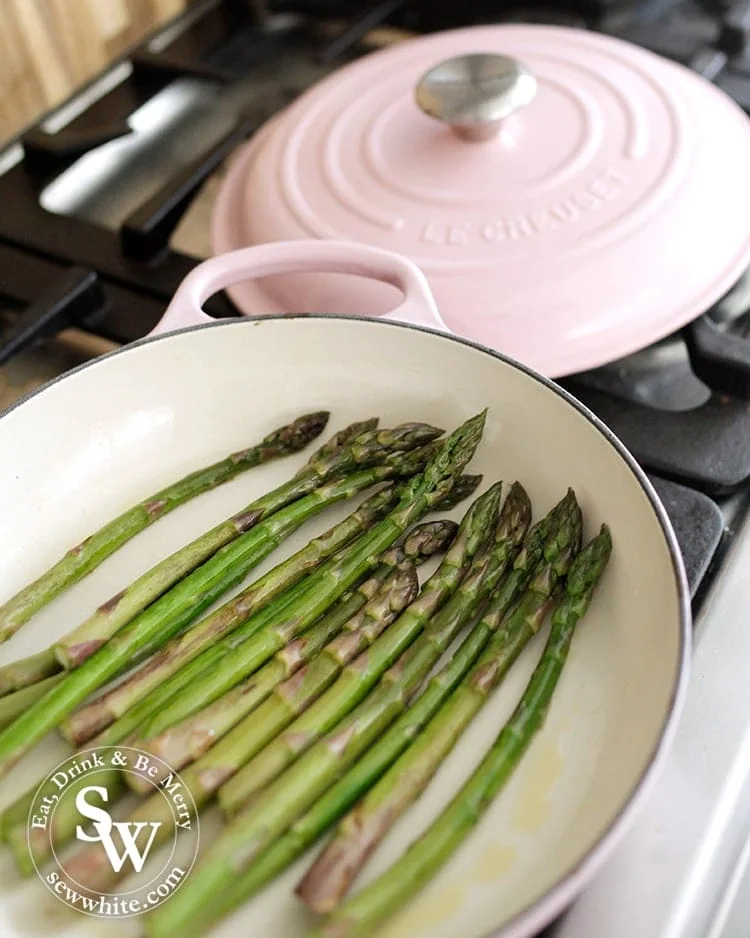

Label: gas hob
[1,2,750,936]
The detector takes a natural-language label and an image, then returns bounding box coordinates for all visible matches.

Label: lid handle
[415,53,537,142]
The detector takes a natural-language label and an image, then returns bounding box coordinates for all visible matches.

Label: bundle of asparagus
[0,404,614,938]
[0,417,458,776]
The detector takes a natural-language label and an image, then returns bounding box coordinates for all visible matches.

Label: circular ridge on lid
[212,24,750,378]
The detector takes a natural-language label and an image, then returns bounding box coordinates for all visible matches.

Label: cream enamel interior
[0,317,686,938]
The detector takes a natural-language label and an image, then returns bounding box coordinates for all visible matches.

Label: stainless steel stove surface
[1,1,750,936]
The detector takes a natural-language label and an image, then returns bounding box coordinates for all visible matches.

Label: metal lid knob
[415,53,538,142]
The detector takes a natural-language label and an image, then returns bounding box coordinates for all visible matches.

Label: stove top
[1,2,750,935]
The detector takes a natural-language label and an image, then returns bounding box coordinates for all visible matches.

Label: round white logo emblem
[27,747,200,918]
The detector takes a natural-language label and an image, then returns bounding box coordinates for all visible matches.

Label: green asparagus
[0,674,65,730]
[299,418,378,469]
[0,412,330,646]
[0,413,482,776]
[0,649,62,697]
[302,526,612,938]
[297,491,581,911]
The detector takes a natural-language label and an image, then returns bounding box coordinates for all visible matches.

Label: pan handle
[150,241,446,336]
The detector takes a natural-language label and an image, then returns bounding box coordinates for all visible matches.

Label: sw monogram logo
[28,747,200,919]
[75,786,161,873]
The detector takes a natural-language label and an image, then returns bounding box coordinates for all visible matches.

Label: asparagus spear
[0,412,331,646]
[297,492,581,911]
[0,413,482,777]
[91,420,487,749]
[217,481,526,817]
[60,477,411,746]
[302,526,612,938]
[0,649,63,697]
[54,422,442,669]
[130,521,458,781]
[59,563,424,894]
[427,473,482,512]
[0,674,65,731]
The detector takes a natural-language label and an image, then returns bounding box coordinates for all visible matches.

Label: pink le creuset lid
[212,24,750,377]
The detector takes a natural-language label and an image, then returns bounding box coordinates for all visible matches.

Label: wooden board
[0,0,190,142]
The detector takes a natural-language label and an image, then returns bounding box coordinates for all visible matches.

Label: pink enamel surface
[151,241,444,335]
[212,24,750,377]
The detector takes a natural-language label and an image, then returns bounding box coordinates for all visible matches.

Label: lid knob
[415,53,537,142]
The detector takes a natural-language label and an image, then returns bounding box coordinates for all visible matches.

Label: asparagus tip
[498,482,532,540]
[566,524,613,597]
[401,520,459,560]
[435,474,483,512]
[286,411,331,446]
